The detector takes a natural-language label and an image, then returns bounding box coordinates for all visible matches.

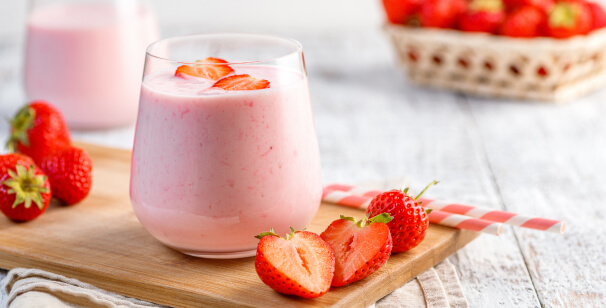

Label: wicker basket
[385,24,606,102]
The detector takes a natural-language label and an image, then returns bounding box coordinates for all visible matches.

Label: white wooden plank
[467,93,606,307]
[300,32,540,306]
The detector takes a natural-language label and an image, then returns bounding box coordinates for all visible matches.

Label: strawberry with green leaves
[254,228,335,298]
[40,146,92,205]
[0,153,51,222]
[459,0,506,34]
[320,213,393,287]
[7,101,71,164]
[546,1,592,38]
[366,181,437,253]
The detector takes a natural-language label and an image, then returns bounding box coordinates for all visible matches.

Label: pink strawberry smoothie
[130,66,322,258]
[25,2,159,129]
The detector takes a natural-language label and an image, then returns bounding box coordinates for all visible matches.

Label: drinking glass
[130,33,322,259]
[24,0,160,129]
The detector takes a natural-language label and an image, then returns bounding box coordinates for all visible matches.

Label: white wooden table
[1,28,605,307]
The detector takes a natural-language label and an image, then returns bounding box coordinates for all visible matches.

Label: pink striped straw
[322,187,504,236]
[417,198,565,234]
[323,184,565,234]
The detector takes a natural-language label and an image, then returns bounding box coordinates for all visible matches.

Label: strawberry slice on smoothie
[212,74,270,91]
[175,57,234,80]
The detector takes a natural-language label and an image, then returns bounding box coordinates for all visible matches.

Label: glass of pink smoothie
[130,34,323,259]
[25,0,160,129]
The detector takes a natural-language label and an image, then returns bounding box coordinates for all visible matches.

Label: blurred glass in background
[24,0,159,129]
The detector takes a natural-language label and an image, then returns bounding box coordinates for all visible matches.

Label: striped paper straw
[323,184,565,234]
[417,198,565,234]
[428,210,504,235]
[322,188,504,236]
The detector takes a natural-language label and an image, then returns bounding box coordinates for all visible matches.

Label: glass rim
[145,32,304,66]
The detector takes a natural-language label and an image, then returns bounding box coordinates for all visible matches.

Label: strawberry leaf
[7,105,35,151]
[255,228,279,239]
[426,209,433,215]
[369,213,394,224]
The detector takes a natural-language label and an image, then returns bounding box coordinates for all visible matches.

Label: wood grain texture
[308,42,543,305]
[466,95,606,307]
[0,143,478,308]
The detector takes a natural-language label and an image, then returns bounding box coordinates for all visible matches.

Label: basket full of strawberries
[383,0,606,102]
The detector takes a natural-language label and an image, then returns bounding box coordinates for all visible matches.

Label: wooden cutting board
[0,143,478,307]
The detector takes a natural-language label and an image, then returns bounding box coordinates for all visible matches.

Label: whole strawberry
[500,5,547,37]
[0,153,35,175]
[0,154,51,222]
[320,213,393,287]
[366,181,437,253]
[503,0,554,12]
[459,0,506,33]
[255,228,334,298]
[585,2,606,31]
[7,101,71,164]
[546,1,593,38]
[40,146,92,205]
[382,0,424,24]
[420,0,468,29]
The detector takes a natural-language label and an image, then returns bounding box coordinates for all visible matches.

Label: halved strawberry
[212,74,270,91]
[175,57,234,80]
[254,228,334,298]
[320,214,393,287]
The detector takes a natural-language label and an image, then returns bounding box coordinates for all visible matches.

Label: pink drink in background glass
[25,0,159,129]
[130,34,322,259]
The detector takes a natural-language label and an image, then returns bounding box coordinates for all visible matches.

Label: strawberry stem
[415,180,439,201]
[285,227,297,240]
